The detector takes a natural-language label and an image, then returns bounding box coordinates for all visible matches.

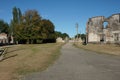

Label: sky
[0,0,120,37]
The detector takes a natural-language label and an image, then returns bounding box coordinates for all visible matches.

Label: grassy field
[74,42,120,56]
[0,43,63,80]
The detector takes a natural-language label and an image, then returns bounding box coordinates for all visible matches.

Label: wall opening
[103,22,108,28]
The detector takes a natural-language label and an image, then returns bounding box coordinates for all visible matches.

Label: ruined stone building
[0,33,8,44]
[86,13,120,43]
[0,33,14,45]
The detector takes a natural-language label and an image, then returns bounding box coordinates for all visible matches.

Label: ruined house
[0,33,14,45]
[86,13,120,43]
[0,33,8,44]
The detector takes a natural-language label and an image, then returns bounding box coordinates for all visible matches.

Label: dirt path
[21,42,120,80]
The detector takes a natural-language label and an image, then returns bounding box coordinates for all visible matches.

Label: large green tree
[11,7,56,44]
[10,7,23,43]
[40,19,56,43]
[21,10,42,44]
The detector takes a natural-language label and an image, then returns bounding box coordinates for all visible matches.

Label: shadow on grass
[6,48,25,54]
[0,48,25,62]
[0,54,18,62]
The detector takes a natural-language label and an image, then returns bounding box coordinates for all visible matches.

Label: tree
[0,20,9,34]
[75,33,86,40]
[55,31,62,38]
[62,33,69,39]
[22,10,42,44]
[40,19,56,43]
[55,31,69,39]
[18,8,22,24]
[12,7,18,24]
[10,7,23,43]
[75,34,81,38]
[11,7,56,44]
[81,34,86,40]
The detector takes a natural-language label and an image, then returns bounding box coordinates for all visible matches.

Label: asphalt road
[21,42,120,80]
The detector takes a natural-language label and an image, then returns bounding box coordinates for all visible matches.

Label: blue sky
[0,0,120,37]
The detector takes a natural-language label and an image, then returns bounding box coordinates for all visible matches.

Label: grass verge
[0,43,63,80]
[74,42,120,56]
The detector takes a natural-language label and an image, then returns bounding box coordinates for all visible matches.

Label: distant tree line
[75,33,86,40]
[0,7,69,44]
[55,31,69,40]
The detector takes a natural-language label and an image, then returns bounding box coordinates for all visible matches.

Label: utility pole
[76,23,79,41]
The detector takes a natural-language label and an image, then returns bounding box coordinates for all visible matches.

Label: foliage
[55,31,69,39]
[75,34,81,38]
[75,33,86,40]
[10,7,23,43]
[0,20,9,34]
[10,7,56,44]
[40,19,56,43]
[0,7,67,44]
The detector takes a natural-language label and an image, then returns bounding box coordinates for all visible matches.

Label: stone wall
[0,33,14,44]
[86,13,120,43]
[0,33,8,44]
[86,16,104,43]
[56,37,65,43]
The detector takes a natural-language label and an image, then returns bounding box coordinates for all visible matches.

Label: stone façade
[86,13,120,43]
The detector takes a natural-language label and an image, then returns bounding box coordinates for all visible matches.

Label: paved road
[21,42,120,80]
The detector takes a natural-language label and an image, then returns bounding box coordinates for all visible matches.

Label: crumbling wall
[86,13,120,43]
[109,14,120,43]
[86,16,105,43]
[0,33,8,44]
[108,14,120,31]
